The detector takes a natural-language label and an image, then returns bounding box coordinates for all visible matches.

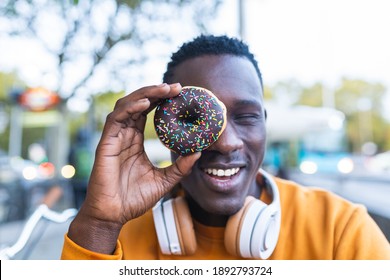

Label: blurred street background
[0,0,389,259]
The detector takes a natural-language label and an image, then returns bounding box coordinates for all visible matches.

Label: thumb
[163,152,201,187]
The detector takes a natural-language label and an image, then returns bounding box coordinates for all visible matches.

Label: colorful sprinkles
[154,86,226,155]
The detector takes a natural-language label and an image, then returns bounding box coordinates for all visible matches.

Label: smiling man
[62,35,390,260]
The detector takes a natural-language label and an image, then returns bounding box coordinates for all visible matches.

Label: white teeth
[204,168,240,177]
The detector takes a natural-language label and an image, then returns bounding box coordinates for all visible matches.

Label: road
[288,171,390,218]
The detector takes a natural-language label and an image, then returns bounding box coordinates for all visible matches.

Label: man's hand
[67,83,200,254]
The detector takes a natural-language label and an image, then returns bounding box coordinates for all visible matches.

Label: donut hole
[183,114,198,126]
[178,105,201,128]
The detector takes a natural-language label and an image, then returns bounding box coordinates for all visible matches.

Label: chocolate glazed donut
[154,86,227,156]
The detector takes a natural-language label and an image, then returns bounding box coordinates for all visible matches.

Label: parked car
[0,152,56,223]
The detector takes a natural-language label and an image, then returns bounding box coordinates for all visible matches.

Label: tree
[0,71,24,101]
[0,72,24,151]
[334,78,389,152]
[0,0,222,167]
[0,0,222,101]
[269,79,303,106]
[295,78,389,153]
[298,82,323,107]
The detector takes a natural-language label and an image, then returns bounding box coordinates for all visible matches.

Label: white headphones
[152,169,281,259]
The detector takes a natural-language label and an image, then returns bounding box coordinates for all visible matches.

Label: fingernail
[169,83,181,88]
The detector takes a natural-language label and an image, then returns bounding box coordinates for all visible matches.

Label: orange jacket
[61,176,390,260]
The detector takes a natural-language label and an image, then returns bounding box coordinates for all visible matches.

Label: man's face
[170,55,266,216]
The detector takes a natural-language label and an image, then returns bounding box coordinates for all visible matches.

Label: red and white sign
[19,87,61,111]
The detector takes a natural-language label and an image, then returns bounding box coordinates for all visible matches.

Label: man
[61,35,390,259]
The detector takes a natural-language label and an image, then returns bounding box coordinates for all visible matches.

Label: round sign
[19,87,61,111]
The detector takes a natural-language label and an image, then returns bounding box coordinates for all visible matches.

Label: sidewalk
[0,216,72,260]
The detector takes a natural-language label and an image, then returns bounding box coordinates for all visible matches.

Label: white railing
[0,186,77,260]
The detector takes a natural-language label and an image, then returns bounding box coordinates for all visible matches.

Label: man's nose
[208,123,244,154]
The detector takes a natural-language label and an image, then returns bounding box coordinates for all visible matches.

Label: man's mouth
[203,167,240,177]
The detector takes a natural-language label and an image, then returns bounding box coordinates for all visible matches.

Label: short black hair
[163,34,263,88]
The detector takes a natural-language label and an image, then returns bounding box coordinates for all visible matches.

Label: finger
[115,83,181,111]
[98,83,182,150]
[112,83,182,122]
[111,98,151,123]
[145,83,182,115]
[162,152,201,189]
[101,98,151,138]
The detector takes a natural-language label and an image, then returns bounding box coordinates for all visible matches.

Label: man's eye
[235,114,262,125]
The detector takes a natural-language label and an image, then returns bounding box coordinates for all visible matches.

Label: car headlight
[61,165,76,179]
[337,157,354,174]
[22,166,38,180]
[300,160,318,174]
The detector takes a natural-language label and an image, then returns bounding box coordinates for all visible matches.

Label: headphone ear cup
[172,197,197,255]
[224,196,257,257]
[152,199,171,255]
[225,196,279,259]
[249,203,280,259]
[153,197,197,255]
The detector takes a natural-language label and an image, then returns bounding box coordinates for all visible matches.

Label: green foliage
[67,110,89,142]
[0,126,10,152]
[92,91,157,140]
[334,79,387,152]
[0,72,24,101]
[335,78,385,115]
[93,91,125,131]
[371,112,390,152]
[298,82,323,107]
[119,0,143,9]
[0,72,24,151]
[263,85,273,100]
[144,109,157,140]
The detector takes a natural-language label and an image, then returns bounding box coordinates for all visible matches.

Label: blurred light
[337,157,354,174]
[39,162,55,178]
[61,165,76,179]
[328,114,344,131]
[300,161,318,174]
[28,143,47,163]
[23,166,38,180]
[361,142,377,156]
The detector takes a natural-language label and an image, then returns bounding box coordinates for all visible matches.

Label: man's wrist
[67,210,123,255]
